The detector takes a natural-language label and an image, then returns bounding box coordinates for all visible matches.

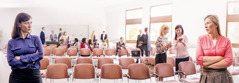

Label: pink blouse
[196,35,233,67]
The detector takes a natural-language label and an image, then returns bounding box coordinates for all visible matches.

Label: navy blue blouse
[7,34,44,70]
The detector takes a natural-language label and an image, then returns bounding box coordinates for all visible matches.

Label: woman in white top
[59,31,68,45]
[173,25,190,71]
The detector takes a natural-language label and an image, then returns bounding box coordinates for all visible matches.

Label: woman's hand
[15,56,20,60]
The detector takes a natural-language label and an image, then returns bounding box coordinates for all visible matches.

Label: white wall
[104,0,233,59]
[0,6,106,46]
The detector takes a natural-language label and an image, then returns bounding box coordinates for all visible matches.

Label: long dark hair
[11,12,32,39]
[174,25,184,40]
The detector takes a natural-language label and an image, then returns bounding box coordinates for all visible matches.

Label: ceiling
[0,0,137,8]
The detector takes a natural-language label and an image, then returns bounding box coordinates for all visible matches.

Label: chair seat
[157,80,181,83]
[230,70,239,75]
[184,77,200,83]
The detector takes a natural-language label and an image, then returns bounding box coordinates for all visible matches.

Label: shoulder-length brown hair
[11,12,32,39]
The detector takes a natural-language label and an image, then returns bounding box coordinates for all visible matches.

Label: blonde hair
[160,24,169,36]
[204,15,221,35]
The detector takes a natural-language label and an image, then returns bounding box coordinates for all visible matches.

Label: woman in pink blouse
[196,15,233,83]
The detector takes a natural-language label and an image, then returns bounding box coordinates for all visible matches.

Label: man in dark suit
[136,29,144,57]
[40,27,45,44]
[58,28,63,41]
[50,30,57,42]
[142,27,152,57]
[116,37,126,55]
[100,31,107,41]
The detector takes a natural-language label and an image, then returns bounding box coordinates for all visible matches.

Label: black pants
[175,56,189,71]
[145,50,150,57]
[155,53,167,65]
[136,48,144,63]
[9,69,42,83]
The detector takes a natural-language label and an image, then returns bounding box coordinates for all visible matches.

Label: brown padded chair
[178,61,199,83]
[167,57,175,66]
[76,57,93,64]
[140,57,155,65]
[80,48,91,56]
[127,63,150,80]
[118,48,129,56]
[155,63,180,82]
[119,57,135,69]
[74,64,95,79]
[101,64,122,79]
[49,44,58,48]
[54,47,65,56]
[98,58,114,69]
[46,64,69,80]
[40,57,50,70]
[67,48,77,56]
[44,48,51,56]
[92,48,104,57]
[55,57,72,68]
[105,49,116,56]
[59,46,67,52]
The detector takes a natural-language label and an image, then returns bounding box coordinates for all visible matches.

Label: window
[125,8,142,43]
[227,1,239,47]
[150,4,172,42]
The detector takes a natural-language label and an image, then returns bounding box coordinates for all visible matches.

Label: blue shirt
[7,34,44,70]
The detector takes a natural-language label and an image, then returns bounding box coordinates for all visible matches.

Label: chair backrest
[118,49,128,56]
[128,63,150,80]
[80,48,91,56]
[119,58,135,69]
[178,61,196,75]
[98,58,114,69]
[166,57,175,66]
[55,57,71,68]
[47,46,56,54]
[74,64,95,79]
[54,47,65,56]
[49,44,58,48]
[155,63,174,78]
[105,49,116,56]
[92,48,104,56]
[40,57,49,70]
[4,44,8,49]
[59,45,67,52]
[140,57,155,65]
[76,57,93,64]
[101,64,122,79]
[67,48,77,56]
[70,46,78,49]
[46,64,68,79]
[44,48,51,56]
[234,56,239,64]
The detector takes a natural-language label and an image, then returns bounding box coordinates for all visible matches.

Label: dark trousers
[145,50,150,57]
[9,69,42,83]
[175,56,189,71]
[136,48,144,63]
[155,53,167,65]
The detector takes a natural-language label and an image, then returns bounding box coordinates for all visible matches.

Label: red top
[196,35,233,67]
[80,43,89,49]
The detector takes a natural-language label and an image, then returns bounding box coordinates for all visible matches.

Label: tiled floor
[1,51,239,83]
